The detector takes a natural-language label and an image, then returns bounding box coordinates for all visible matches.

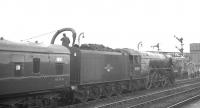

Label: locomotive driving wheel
[146,71,159,89]
[145,72,154,89]
[161,76,169,88]
[145,78,152,89]
[150,71,161,88]
[153,72,162,88]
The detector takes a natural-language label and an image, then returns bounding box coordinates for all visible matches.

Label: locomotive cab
[117,49,142,78]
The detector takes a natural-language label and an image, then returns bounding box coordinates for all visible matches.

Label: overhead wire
[20,30,57,42]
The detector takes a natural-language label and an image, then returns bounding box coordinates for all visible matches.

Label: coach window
[56,63,64,75]
[33,58,40,73]
[14,63,23,77]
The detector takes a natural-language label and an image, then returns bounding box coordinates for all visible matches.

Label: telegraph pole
[151,43,160,52]
[174,35,184,56]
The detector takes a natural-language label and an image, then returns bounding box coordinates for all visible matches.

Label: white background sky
[0,0,200,52]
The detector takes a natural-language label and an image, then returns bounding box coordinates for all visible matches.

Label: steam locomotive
[0,28,175,107]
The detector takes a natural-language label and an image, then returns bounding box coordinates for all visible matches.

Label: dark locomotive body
[0,28,175,107]
[71,49,129,84]
[69,45,174,101]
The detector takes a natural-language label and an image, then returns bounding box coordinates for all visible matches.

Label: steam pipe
[78,32,84,46]
[50,28,77,46]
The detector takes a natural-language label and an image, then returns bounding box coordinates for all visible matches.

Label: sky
[0,0,200,52]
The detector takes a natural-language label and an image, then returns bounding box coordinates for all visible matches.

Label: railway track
[63,77,200,108]
[167,93,200,108]
[93,79,200,108]
[175,77,200,85]
[128,82,200,108]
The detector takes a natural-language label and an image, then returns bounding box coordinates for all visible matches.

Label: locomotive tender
[0,28,175,107]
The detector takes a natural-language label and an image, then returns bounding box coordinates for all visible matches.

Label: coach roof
[0,39,70,54]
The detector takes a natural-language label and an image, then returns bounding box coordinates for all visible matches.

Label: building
[190,43,200,71]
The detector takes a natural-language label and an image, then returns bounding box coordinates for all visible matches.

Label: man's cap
[63,33,67,37]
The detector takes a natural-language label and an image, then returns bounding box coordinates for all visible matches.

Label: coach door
[70,47,81,85]
[129,55,134,77]
[133,55,141,75]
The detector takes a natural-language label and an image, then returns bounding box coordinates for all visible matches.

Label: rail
[63,77,200,108]
[94,80,200,108]
[167,94,200,108]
